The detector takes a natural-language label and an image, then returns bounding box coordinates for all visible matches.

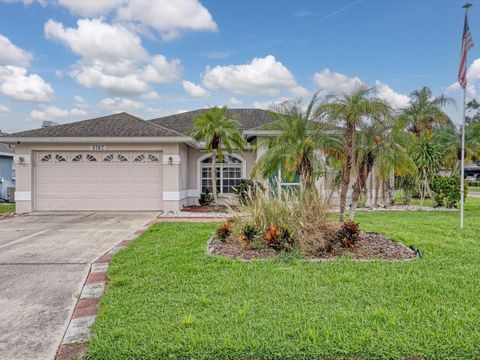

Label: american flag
[458,12,474,89]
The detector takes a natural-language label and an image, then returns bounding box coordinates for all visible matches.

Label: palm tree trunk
[339,121,355,222]
[374,175,380,206]
[211,149,218,203]
[350,154,373,220]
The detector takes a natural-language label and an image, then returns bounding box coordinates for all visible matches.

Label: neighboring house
[0,110,277,213]
[0,131,15,202]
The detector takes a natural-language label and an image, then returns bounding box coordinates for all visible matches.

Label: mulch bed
[208,232,417,261]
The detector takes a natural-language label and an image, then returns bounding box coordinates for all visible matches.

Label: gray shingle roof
[4,112,184,138]
[149,108,273,135]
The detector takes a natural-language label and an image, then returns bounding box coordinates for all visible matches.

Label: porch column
[14,144,33,213]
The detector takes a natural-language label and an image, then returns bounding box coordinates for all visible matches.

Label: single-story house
[0,131,15,202]
[0,110,283,213]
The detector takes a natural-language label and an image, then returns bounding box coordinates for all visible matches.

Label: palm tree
[252,94,341,192]
[401,86,455,137]
[434,122,480,174]
[349,116,415,219]
[317,85,392,222]
[191,106,246,203]
[410,135,442,206]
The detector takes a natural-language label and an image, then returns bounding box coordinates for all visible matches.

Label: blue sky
[0,0,477,132]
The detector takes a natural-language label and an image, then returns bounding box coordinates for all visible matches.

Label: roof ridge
[148,107,269,122]
[125,112,187,137]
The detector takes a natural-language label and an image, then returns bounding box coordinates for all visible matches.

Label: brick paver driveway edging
[55,215,161,360]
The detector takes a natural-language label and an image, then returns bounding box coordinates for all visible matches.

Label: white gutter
[0,136,194,144]
[243,130,280,136]
[0,152,14,157]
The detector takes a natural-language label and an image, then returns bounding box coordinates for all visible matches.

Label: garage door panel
[34,151,163,211]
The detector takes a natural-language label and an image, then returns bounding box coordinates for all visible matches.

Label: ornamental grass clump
[232,187,341,256]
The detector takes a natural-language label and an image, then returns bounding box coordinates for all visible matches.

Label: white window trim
[196,153,246,197]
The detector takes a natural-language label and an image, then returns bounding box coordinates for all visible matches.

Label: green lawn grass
[88,200,480,359]
[0,203,15,213]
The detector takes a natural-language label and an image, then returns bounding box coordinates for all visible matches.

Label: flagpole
[460,2,472,231]
[461,84,466,230]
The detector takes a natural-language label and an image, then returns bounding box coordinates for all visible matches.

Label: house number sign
[90,145,107,151]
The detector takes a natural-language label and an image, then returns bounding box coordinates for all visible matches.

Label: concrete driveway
[0,212,157,360]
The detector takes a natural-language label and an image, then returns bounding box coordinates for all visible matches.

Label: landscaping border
[55,214,162,360]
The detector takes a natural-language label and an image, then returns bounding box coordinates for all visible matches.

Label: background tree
[317,85,392,222]
[410,135,442,206]
[349,116,415,219]
[466,99,480,125]
[434,122,480,173]
[253,94,341,191]
[401,86,454,137]
[191,106,245,203]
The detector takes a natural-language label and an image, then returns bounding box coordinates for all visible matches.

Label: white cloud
[313,68,364,93]
[116,0,217,41]
[54,69,64,79]
[6,0,218,40]
[448,58,480,97]
[0,34,32,67]
[202,55,307,96]
[140,90,160,100]
[74,95,87,108]
[145,107,168,117]
[0,0,46,5]
[141,55,182,83]
[57,0,123,16]
[0,65,53,102]
[182,80,209,98]
[73,64,151,96]
[44,18,181,96]
[375,81,410,109]
[228,97,243,106]
[45,18,148,64]
[253,97,290,110]
[30,105,87,120]
[100,97,143,112]
[0,104,10,113]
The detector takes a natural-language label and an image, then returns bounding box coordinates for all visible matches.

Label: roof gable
[4,112,183,138]
[148,108,273,135]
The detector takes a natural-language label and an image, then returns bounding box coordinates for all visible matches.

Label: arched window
[200,154,243,194]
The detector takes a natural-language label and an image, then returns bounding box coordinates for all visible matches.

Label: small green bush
[234,179,265,205]
[430,175,468,208]
[199,188,214,206]
[239,223,258,247]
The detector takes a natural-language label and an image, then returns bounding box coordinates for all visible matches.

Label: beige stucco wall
[13,142,185,213]
[185,147,256,205]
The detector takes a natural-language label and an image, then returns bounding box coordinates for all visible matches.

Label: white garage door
[34,151,163,211]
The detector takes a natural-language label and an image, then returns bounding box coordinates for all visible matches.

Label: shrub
[263,224,294,251]
[199,189,214,206]
[216,222,231,242]
[239,223,258,248]
[430,175,467,208]
[338,220,360,248]
[395,175,417,205]
[234,179,265,205]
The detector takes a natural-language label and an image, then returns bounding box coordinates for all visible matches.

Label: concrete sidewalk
[0,212,156,360]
